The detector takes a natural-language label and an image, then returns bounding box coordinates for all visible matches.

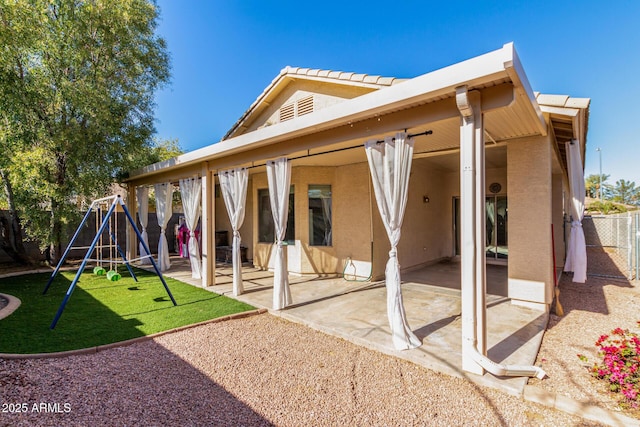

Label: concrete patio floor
[157,256,547,396]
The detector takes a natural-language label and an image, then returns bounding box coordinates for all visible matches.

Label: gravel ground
[531,272,640,419]
[1,314,598,427]
[2,249,635,426]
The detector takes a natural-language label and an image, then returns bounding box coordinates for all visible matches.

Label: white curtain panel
[219,168,248,296]
[266,157,292,310]
[365,132,421,350]
[154,182,173,272]
[179,177,203,279]
[136,186,151,264]
[563,140,587,283]
[486,199,495,247]
[321,196,332,246]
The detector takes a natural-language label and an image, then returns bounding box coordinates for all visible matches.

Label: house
[124,43,589,376]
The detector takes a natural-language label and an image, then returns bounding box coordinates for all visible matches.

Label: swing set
[43,195,177,329]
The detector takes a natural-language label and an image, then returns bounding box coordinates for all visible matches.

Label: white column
[200,163,215,287]
[473,92,487,357]
[457,87,485,375]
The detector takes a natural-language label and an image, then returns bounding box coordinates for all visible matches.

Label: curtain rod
[212,129,434,175]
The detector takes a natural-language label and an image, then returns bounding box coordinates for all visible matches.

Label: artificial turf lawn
[0,268,255,354]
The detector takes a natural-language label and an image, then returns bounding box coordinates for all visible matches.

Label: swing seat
[106,270,121,281]
[93,266,106,276]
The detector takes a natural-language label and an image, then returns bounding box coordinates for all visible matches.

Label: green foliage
[115,137,183,182]
[0,269,255,354]
[0,0,170,253]
[151,137,184,162]
[586,200,628,215]
[585,174,610,199]
[611,179,640,206]
[577,323,640,409]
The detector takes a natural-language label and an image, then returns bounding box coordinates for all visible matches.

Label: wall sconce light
[423,195,430,203]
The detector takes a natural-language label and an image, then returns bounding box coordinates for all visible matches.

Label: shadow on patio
[160,256,547,396]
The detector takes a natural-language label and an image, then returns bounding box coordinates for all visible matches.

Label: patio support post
[201,162,215,287]
[457,86,546,379]
[458,87,485,375]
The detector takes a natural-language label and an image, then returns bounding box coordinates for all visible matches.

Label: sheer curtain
[179,177,202,279]
[154,183,173,272]
[365,132,421,350]
[267,157,292,310]
[219,168,248,296]
[564,140,587,283]
[321,195,332,246]
[486,198,495,250]
[136,186,151,264]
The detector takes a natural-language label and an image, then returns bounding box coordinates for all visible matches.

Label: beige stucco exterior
[246,81,379,134]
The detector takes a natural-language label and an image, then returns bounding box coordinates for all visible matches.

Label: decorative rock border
[0,293,21,321]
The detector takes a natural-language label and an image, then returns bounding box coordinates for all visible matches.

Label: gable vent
[278,95,315,123]
[296,95,314,116]
[279,103,295,122]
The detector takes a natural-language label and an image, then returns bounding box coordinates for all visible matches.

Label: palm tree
[585,174,610,199]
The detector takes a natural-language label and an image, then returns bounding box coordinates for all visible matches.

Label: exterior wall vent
[296,95,314,116]
[278,95,314,123]
[279,103,295,122]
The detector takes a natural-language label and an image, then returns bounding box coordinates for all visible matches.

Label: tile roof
[223,66,406,140]
[280,66,404,87]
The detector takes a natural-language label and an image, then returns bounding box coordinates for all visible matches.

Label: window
[258,187,295,243]
[308,185,332,246]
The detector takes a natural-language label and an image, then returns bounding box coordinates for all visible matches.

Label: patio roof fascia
[126,42,544,184]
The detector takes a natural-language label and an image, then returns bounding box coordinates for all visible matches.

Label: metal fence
[583,212,639,280]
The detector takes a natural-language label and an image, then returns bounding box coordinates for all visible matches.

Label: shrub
[578,322,640,408]
[586,200,628,215]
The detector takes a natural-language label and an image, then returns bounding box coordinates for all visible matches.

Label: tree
[0,0,170,263]
[0,118,30,264]
[585,173,610,199]
[610,179,640,206]
[150,138,183,163]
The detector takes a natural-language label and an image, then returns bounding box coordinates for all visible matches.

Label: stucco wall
[507,136,554,306]
[334,162,375,278]
[246,80,376,134]
[395,161,451,269]
[248,161,460,277]
[552,173,566,271]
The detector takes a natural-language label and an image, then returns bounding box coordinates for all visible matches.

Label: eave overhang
[127,43,548,183]
[537,94,591,175]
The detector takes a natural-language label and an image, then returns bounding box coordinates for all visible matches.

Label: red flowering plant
[578,321,640,409]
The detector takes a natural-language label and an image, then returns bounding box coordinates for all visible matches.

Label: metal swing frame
[43,194,177,329]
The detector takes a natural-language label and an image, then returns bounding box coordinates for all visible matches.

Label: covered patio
[125,43,588,383]
[158,256,546,396]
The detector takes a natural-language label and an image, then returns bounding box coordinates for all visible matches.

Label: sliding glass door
[453,195,508,261]
[485,195,507,260]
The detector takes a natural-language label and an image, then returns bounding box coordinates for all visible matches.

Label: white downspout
[456,86,546,380]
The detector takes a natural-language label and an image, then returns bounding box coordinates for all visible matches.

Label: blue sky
[153,1,640,186]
